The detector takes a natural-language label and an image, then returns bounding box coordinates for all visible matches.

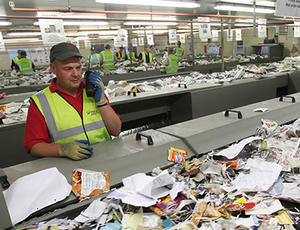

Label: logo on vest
[86,110,98,116]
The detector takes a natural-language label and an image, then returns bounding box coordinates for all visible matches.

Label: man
[99,44,116,70]
[126,44,137,62]
[162,47,178,74]
[176,41,184,62]
[87,47,100,67]
[11,50,22,71]
[138,45,153,64]
[152,45,160,58]
[24,42,121,160]
[115,47,125,60]
[15,50,35,75]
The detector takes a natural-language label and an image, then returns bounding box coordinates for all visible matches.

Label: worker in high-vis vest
[99,44,116,70]
[127,50,137,61]
[163,47,178,74]
[176,41,184,62]
[115,47,125,60]
[24,42,121,160]
[15,50,35,75]
[11,50,22,71]
[138,45,153,64]
[87,47,100,67]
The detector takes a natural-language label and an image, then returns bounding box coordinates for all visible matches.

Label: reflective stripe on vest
[166,55,178,73]
[176,47,184,61]
[16,58,34,74]
[101,50,115,69]
[31,87,110,144]
[142,52,153,63]
[127,52,136,61]
[89,54,100,66]
[12,56,19,64]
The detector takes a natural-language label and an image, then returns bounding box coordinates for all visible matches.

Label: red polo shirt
[24,78,119,152]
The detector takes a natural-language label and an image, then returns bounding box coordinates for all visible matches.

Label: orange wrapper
[72,168,110,200]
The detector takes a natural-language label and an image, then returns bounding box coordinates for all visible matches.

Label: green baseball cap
[50,42,82,62]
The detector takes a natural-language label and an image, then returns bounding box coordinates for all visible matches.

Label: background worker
[176,41,184,62]
[87,47,100,67]
[11,49,22,71]
[24,42,121,160]
[115,47,125,61]
[15,50,35,75]
[162,47,178,74]
[138,45,153,64]
[290,44,299,57]
[100,44,116,70]
[126,44,137,62]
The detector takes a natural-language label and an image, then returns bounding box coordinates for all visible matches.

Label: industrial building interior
[1,0,300,229]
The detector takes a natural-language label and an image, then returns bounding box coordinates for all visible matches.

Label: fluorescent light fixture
[63,21,108,26]
[6,32,42,37]
[34,21,108,26]
[124,21,177,25]
[125,15,177,26]
[215,5,275,14]
[0,21,12,26]
[4,38,41,43]
[96,0,199,8]
[219,0,275,7]
[72,30,119,36]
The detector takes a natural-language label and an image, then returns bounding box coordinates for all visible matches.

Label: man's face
[145,47,150,53]
[50,57,82,92]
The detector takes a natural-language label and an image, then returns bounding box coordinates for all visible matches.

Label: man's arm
[98,104,121,136]
[30,143,61,157]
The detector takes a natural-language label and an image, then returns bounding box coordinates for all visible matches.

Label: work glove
[59,140,93,160]
[89,71,108,106]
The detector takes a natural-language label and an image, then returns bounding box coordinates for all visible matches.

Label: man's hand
[59,140,93,160]
[89,71,108,106]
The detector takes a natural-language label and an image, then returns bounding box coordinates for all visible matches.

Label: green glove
[59,140,93,160]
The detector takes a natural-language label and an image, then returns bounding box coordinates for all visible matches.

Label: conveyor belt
[0,72,296,168]
[2,90,300,228]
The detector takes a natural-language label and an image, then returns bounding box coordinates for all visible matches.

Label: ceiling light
[4,38,41,43]
[34,21,108,26]
[219,0,275,7]
[124,21,177,26]
[215,5,275,14]
[63,21,108,26]
[72,31,119,36]
[0,21,12,26]
[96,0,199,8]
[6,32,42,37]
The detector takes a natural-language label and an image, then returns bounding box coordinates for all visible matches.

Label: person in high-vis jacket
[24,42,121,160]
[162,47,178,74]
[11,50,22,71]
[87,47,100,67]
[15,50,35,75]
[99,44,116,70]
[115,47,125,60]
[138,45,153,64]
[176,41,184,62]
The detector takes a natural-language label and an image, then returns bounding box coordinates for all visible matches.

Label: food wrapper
[191,201,221,226]
[275,211,294,225]
[168,147,187,164]
[72,168,110,200]
[225,202,255,212]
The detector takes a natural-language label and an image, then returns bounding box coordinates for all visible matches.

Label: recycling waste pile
[6,118,300,229]
[0,56,300,125]
[106,58,298,99]
[0,66,54,88]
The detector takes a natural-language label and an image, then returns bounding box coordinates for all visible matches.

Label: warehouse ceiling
[0,0,284,39]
